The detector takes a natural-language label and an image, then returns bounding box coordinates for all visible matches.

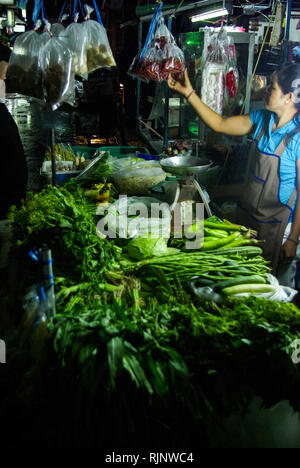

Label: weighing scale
[154,156,213,219]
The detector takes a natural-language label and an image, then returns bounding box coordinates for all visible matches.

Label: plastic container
[41,171,81,186]
[40,160,80,186]
[137,152,159,161]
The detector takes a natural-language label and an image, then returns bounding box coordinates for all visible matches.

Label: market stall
[1,138,300,448]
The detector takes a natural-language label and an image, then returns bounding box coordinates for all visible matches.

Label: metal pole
[284,0,292,63]
[136,20,143,131]
[41,249,56,317]
[50,127,56,186]
[163,16,173,148]
[245,33,255,115]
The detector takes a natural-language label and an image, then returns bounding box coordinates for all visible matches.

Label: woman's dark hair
[274,62,300,143]
[276,62,300,112]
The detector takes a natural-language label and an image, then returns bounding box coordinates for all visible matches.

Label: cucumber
[221,283,275,296]
[215,275,266,291]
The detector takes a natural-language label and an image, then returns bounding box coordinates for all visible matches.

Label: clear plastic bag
[51,22,65,37]
[224,34,239,102]
[39,30,51,48]
[39,36,75,109]
[113,160,166,196]
[230,274,298,303]
[128,5,185,83]
[6,30,44,99]
[201,29,239,114]
[97,196,171,239]
[75,151,114,184]
[161,42,186,79]
[60,22,89,79]
[82,20,116,73]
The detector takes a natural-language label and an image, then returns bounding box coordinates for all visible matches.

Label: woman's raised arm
[168,69,253,136]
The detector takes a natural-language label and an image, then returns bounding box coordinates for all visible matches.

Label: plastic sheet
[97,196,171,239]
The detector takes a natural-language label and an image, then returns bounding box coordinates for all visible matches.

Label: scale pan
[160,156,213,176]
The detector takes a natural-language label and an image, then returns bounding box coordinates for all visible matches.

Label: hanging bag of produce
[154,11,185,81]
[200,28,231,115]
[59,2,89,79]
[82,2,116,74]
[224,34,239,102]
[128,2,185,83]
[39,35,75,110]
[6,0,48,100]
[128,2,162,83]
[40,20,52,48]
[6,28,44,99]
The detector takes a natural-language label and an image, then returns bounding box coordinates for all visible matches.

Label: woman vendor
[168,63,300,288]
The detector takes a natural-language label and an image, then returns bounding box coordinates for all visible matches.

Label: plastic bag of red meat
[200,29,238,114]
[128,2,185,83]
[224,35,239,100]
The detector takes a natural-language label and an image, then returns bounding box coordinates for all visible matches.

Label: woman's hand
[167,69,194,98]
[279,239,297,265]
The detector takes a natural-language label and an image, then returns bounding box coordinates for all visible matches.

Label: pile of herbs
[48,294,300,407]
[8,182,126,298]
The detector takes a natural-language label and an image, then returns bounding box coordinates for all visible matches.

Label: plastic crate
[97,146,150,158]
[70,146,150,160]
[41,171,81,186]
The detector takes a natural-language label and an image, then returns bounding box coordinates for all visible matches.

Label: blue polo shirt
[249,109,300,220]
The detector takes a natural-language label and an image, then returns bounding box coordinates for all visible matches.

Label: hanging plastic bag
[200,30,230,114]
[6,28,44,99]
[201,29,239,114]
[39,36,75,109]
[128,3,185,83]
[82,3,116,73]
[40,20,52,47]
[60,20,88,79]
[51,22,66,36]
[161,42,186,80]
[224,34,239,102]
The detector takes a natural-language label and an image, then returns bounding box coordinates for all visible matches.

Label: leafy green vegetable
[8,183,120,284]
[126,236,179,261]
